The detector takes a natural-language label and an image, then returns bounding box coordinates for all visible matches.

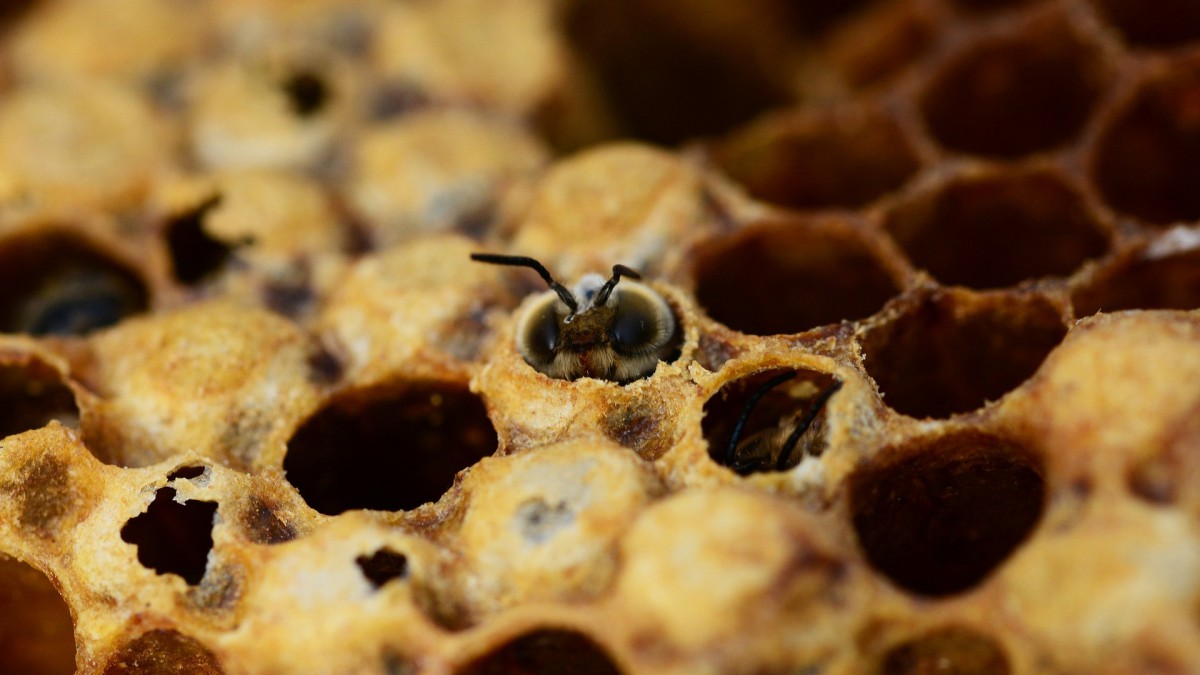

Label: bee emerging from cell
[711,370,843,475]
[470,253,682,383]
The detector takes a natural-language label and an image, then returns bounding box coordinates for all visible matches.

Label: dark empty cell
[850,431,1045,596]
[715,108,920,209]
[284,383,498,515]
[921,26,1109,157]
[703,368,841,475]
[0,359,79,438]
[0,557,76,675]
[884,172,1109,289]
[949,0,1041,12]
[166,195,236,285]
[1094,0,1200,47]
[860,292,1066,418]
[0,233,147,336]
[356,548,409,588]
[783,0,877,35]
[456,629,623,675]
[101,630,223,675]
[282,71,330,117]
[1094,67,1200,224]
[882,627,1011,675]
[693,220,902,335]
[826,2,935,90]
[167,465,206,481]
[563,0,793,144]
[1073,248,1200,316]
[120,487,218,585]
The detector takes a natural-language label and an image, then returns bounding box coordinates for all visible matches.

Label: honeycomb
[1,0,1199,673]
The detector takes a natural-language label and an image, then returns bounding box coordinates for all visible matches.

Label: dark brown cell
[850,431,1045,596]
[284,382,498,514]
[693,217,904,336]
[921,20,1110,157]
[703,367,840,474]
[714,106,920,210]
[1073,246,1200,316]
[882,627,1011,675]
[884,171,1109,289]
[860,290,1066,418]
[0,231,147,335]
[1093,0,1200,48]
[948,0,1042,12]
[0,356,79,440]
[102,630,223,675]
[456,629,623,675]
[357,548,409,588]
[0,557,76,675]
[166,194,234,285]
[1094,64,1200,225]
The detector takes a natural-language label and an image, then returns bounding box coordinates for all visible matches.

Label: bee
[723,370,843,474]
[470,253,681,383]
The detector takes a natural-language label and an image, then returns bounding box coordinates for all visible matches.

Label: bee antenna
[724,370,796,466]
[471,253,578,313]
[594,264,641,306]
[775,380,843,471]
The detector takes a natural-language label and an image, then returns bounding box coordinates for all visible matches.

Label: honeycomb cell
[1094,63,1200,225]
[920,19,1110,158]
[881,627,1011,675]
[120,487,218,585]
[563,0,795,144]
[166,195,232,285]
[0,556,76,675]
[714,104,921,209]
[693,216,905,335]
[861,290,1066,418]
[102,630,223,675]
[948,0,1042,12]
[0,232,147,336]
[284,383,498,514]
[0,356,78,438]
[850,430,1045,596]
[1073,242,1200,316]
[702,367,841,474]
[1093,0,1200,48]
[883,170,1109,289]
[456,629,623,675]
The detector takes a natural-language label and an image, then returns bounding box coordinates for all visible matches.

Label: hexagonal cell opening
[1093,0,1200,48]
[693,218,904,336]
[0,355,79,439]
[861,291,1066,419]
[823,1,936,90]
[456,629,623,675]
[850,430,1045,596]
[284,382,499,515]
[1073,245,1200,316]
[714,105,920,210]
[1094,64,1200,225]
[101,630,224,675]
[0,556,76,675]
[881,627,1011,675]
[920,20,1110,158]
[0,231,148,336]
[883,171,1109,289]
[703,367,841,475]
[120,487,218,585]
[562,0,795,145]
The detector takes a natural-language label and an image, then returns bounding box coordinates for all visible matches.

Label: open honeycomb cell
[0,0,1199,673]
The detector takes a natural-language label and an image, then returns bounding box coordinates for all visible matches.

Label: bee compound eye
[519,297,562,364]
[610,287,668,353]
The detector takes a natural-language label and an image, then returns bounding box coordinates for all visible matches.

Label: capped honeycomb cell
[883,168,1110,289]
